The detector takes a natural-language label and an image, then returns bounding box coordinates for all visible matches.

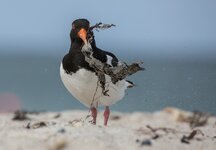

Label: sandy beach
[0,107,215,150]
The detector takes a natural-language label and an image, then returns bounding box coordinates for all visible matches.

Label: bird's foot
[104,106,110,126]
[90,107,97,125]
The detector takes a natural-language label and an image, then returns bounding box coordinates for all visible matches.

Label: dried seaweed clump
[13,110,30,121]
[189,111,211,128]
[81,23,144,95]
[82,44,143,95]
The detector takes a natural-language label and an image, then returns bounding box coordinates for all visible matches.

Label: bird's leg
[90,107,97,124]
[104,106,110,126]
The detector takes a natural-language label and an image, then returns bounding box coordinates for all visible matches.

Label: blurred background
[0,0,216,113]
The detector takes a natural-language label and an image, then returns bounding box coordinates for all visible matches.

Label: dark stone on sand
[141,139,152,146]
[58,128,66,134]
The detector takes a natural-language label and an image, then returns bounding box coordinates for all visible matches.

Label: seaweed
[12,110,30,121]
[81,43,144,97]
[25,122,47,129]
[146,125,177,134]
[136,125,176,140]
[81,22,144,119]
[12,110,42,121]
[89,22,116,32]
[189,111,211,128]
[181,130,204,144]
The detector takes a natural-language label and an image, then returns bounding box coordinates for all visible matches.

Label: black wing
[92,47,119,67]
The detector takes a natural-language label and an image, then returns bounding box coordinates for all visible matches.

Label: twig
[84,80,100,123]
[181,130,204,144]
[89,22,116,32]
[89,80,100,111]
[146,125,177,134]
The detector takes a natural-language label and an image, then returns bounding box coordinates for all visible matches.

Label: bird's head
[70,18,92,45]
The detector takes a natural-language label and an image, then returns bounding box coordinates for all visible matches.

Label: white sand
[0,108,216,150]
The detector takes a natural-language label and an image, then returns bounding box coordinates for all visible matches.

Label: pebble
[141,139,152,146]
[58,128,66,134]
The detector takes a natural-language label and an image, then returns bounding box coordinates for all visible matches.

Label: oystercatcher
[60,19,135,126]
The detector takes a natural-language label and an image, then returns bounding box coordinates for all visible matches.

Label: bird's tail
[126,80,135,88]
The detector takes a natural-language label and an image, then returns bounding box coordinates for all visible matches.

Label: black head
[70,19,90,45]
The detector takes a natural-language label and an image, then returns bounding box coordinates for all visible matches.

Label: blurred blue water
[0,54,216,114]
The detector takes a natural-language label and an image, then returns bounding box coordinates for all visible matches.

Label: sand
[0,107,216,150]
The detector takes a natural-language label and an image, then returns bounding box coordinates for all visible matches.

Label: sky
[0,0,216,60]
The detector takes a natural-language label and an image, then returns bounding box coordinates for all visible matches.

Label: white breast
[60,63,128,108]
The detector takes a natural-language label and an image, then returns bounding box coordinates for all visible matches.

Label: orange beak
[78,28,87,45]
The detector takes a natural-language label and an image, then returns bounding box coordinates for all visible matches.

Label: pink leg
[90,107,97,124]
[104,106,110,126]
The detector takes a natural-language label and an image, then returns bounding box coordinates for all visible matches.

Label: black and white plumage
[60,19,137,125]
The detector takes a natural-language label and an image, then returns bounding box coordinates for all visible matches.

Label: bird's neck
[69,39,83,54]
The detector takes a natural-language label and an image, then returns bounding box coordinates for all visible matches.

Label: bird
[60,18,135,126]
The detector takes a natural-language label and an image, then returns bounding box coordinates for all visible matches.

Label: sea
[0,54,216,114]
